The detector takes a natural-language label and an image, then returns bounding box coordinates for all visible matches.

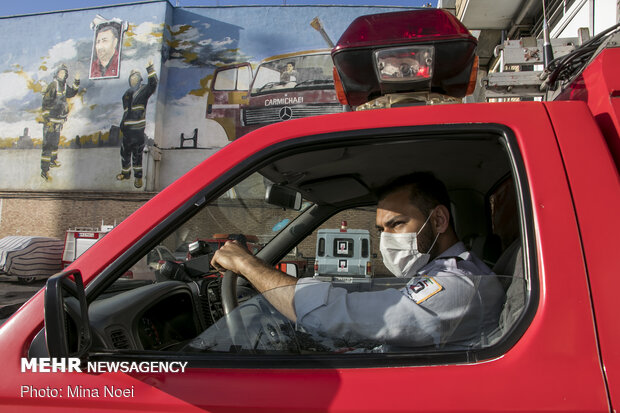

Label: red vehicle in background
[206,50,345,141]
[61,225,114,267]
[1,8,619,412]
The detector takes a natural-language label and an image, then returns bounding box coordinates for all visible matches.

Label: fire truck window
[213,68,237,91]
[251,53,334,95]
[237,65,251,90]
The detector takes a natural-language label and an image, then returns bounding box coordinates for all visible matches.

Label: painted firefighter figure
[40,64,80,182]
[117,60,157,189]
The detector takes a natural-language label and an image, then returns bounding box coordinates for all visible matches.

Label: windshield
[158,247,176,262]
[115,173,312,285]
[251,53,334,95]
[163,172,311,262]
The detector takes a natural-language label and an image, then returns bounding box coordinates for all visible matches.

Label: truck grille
[244,104,344,126]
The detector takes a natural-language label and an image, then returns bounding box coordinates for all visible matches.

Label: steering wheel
[222,266,247,310]
[219,235,297,351]
[220,234,247,315]
[219,235,253,347]
[219,268,249,346]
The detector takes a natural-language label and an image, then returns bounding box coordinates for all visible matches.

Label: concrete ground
[0,275,45,324]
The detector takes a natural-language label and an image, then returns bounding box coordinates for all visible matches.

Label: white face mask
[379,210,440,278]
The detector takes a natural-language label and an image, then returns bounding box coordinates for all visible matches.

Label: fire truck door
[206,63,252,140]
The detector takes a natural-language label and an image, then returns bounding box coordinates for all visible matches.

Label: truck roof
[260,49,331,64]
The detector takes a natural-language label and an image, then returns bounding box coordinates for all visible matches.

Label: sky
[0,0,436,18]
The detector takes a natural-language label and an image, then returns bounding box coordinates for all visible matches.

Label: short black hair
[376,172,453,226]
[97,24,120,40]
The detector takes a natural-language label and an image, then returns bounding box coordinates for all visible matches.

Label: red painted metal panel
[555,47,620,171]
[546,100,620,410]
[0,102,609,411]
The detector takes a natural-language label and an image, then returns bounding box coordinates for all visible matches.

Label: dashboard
[28,277,227,357]
[89,279,230,352]
[27,267,409,358]
[137,293,196,350]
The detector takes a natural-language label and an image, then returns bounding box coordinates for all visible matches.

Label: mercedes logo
[279,106,293,121]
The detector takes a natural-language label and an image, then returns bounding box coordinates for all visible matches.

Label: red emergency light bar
[332,9,478,107]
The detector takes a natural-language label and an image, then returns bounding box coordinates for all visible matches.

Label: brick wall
[0,192,389,276]
[0,192,153,239]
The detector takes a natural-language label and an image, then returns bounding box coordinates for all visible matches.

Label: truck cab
[206,50,344,140]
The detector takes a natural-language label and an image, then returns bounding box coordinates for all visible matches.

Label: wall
[0,3,411,194]
[0,193,153,239]
[157,5,416,185]
[0,1,169,192]
[0,3,412,239]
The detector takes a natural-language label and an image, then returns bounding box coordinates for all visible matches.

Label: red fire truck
[61,224,114,267]
[1,8,619,412]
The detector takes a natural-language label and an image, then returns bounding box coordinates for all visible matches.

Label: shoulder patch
[404,277,443,304]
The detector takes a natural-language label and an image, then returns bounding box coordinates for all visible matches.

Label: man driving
[211,172,504,348]
[280,61,298,82]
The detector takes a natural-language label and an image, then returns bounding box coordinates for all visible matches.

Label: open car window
[83,130,532,365]
[106,172,312,289]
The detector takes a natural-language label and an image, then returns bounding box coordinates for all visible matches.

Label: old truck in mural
[206,49,345,140]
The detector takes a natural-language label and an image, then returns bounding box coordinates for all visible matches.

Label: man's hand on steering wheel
[211,240,257,275]
[211,240,298,321]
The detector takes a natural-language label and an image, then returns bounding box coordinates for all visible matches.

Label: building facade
[0,1,412,239]
[2,0,617,240]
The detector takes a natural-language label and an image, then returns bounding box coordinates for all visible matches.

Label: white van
[314,222,373,279]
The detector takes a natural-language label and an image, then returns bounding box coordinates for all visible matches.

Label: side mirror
[265,184,302,211]
[44,270,91,358]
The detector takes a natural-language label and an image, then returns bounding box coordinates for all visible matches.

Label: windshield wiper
[257,81,286,93]
[293,79,334,88]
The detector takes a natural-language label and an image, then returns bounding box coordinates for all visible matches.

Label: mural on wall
[117,60,157,189]
[205,49,341,141]
[160,10,247,150]
[0,3,411,192]
[157,6,408,149]
[0,2,168,192]
[39,64,81,182]
[89,16,127,79]
[201,16,342,142]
